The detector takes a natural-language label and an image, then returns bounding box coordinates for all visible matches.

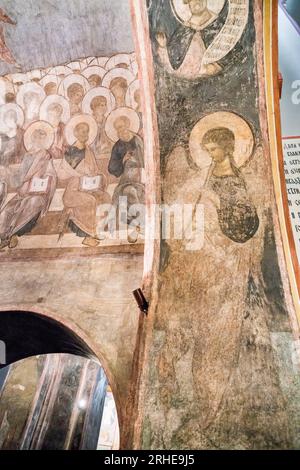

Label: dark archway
[0,311,120,450]
[0,310,96,369]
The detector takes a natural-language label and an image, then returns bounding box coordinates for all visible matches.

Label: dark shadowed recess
[0,310,96,368]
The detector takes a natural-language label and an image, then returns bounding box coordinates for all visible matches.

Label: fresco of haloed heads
[142,0,300,450]
[0,1,145,257]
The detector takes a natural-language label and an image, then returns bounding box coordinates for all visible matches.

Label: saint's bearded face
[183,0,207,17]
[74,123,90,144]
[32,129,47,150]
[114,117,132,142]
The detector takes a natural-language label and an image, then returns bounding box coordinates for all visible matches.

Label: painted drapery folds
[0,1,145,258]
[139,0,300,449]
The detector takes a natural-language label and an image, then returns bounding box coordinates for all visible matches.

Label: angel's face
[204,142,225,163]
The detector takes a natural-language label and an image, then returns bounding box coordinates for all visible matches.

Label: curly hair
[202,127,235,156]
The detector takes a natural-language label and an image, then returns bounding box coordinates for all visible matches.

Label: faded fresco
[140,0,300,449]
[0,1,144,256]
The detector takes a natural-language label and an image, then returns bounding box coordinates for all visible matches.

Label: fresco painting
[139,0,300,449]
[0,53,144,254]
[0,1,144,256]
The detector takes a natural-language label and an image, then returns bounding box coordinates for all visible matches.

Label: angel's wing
[202,0,249,66]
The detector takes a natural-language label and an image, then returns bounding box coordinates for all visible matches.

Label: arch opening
[0,311,120,450]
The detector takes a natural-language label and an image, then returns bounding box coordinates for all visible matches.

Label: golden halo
[105,107,140,143]
[125,79,140,109]
[16,82,46,109]
[82,87,116,116]
[171,0,225,31]
[102,68,135,89]
[39,94,71,124]
[0,103,24,134]
[82,66,107,81]
[189,112,254,170]
[58,74,90,98]
[24,120,55,152]
[64,114,98,146]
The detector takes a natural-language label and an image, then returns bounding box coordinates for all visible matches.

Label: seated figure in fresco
[90,96,113,177]
[67,83,84,116]
[0,122,57,250]
[59,118,111,247]
[0,105,25,166]
[108,115,145,229]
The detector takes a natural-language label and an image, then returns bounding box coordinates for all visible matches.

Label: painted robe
[91,120,114,182]
[59,145,111,237]
[0,149,57,241]
[156,146,290,447]
[108,134,145,224]
[50,122,67,160]
[0,128,24,166]
[153,1,221,78]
